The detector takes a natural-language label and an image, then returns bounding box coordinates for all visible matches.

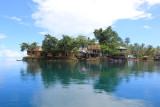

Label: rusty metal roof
[87,45,101,50]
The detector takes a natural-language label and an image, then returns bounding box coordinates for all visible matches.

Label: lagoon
[0,60,160,107]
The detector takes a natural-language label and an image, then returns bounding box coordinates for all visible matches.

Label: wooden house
[27,46,43,57]
[87,45,101,58]
[111,53,128,59]
[111,46,128,59]
[154,52,160,60]
[143,56,148,60]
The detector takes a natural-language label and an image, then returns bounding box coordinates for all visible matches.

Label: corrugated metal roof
[116,46,127,50]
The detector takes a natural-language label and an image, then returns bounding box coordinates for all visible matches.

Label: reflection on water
[1,61,160,107]
[33,84,151,107]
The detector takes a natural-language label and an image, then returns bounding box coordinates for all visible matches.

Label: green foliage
[58,35,75,56]
[125,37,130,46]
[30,42,38,50]
[20,42,38,56]
[101,43,118,55]
[94,26,122,44]
[94,26,122,55]
[20,43,29,51]
[20,42,38,52]
[127,43,159,58]
[76,35,87,48]
[73,47,78,52]
[87,37,96,45]
[20,26,160,59]
[42,34,58,54]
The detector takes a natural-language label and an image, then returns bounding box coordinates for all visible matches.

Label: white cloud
[19,22,30,26]
[146,0,160,5]
[31,0,160,36]
[23,51,27,57]
[144,26,151,29]
[3,49,21,57]
[4,16,22,21]
[3,15,30,26]
[32,84,152,107]
[0,52,2,57]
[0,46,22,59]
[39,32,48,35]
[0,34,7,39]
[10,16,21,21]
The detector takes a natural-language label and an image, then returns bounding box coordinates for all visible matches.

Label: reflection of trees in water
[20,61,160,93]
[20,62,42,81]
[94,62,126,92]
[121,61,160,79]
[40,62,85,88]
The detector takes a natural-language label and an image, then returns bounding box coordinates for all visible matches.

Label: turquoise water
[0,60,160,107]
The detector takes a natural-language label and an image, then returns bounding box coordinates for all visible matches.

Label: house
[154,52,160,60]
[27,46,43,57]
[116,46,127,52]
[143,56,148,60]
[111,46,128,59]
[87,45,101,58]
[111,53,128,59]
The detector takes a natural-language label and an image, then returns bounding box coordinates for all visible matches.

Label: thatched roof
[87,45,101,50]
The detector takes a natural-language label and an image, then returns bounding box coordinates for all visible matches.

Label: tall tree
[42,34,58,55]
[100,43,118,55]
[145,45,155,57]
[94,26,122,55]
[94,26,122,44]
[20,42,38,56]
[58,35,75,56]
[76,35,87,49]
[125,37,130,46]
[87,37,96,45]
[156,46,160,51]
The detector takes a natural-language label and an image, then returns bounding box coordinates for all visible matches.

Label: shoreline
[21,56,156,62]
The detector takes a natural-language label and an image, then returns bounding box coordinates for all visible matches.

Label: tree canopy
[42,34,58,54]
[58,35,75,56]
[125,37,130,46]
[20,26,160,58]
[76,35,87,49]
[20,42,38,56]
[94,26,122,45]
[94,26,123,55]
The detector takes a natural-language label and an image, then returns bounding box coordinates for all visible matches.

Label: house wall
[87,49,100,54]
[87,50,93,53]
[37,51,41,57]
[27,51,41,57]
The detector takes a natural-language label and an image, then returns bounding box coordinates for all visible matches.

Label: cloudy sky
[0,0,160,59]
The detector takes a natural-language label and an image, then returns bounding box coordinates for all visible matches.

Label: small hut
[27,46,43,57]
[154,52,160,60]
[116,46,127,52]
[87,45,101,58]
[143,56,148,60]
[111,46,128,59]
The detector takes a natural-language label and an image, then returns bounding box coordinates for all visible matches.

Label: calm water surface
[0,60,160,107]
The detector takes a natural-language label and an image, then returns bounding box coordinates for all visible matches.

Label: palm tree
[125,37,130,46]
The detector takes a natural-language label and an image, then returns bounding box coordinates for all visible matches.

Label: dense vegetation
[20,26,160,58]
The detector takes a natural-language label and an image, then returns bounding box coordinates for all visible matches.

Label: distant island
[20,26,160,61]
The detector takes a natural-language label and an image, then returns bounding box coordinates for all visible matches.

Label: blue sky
[0,0,160,60]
